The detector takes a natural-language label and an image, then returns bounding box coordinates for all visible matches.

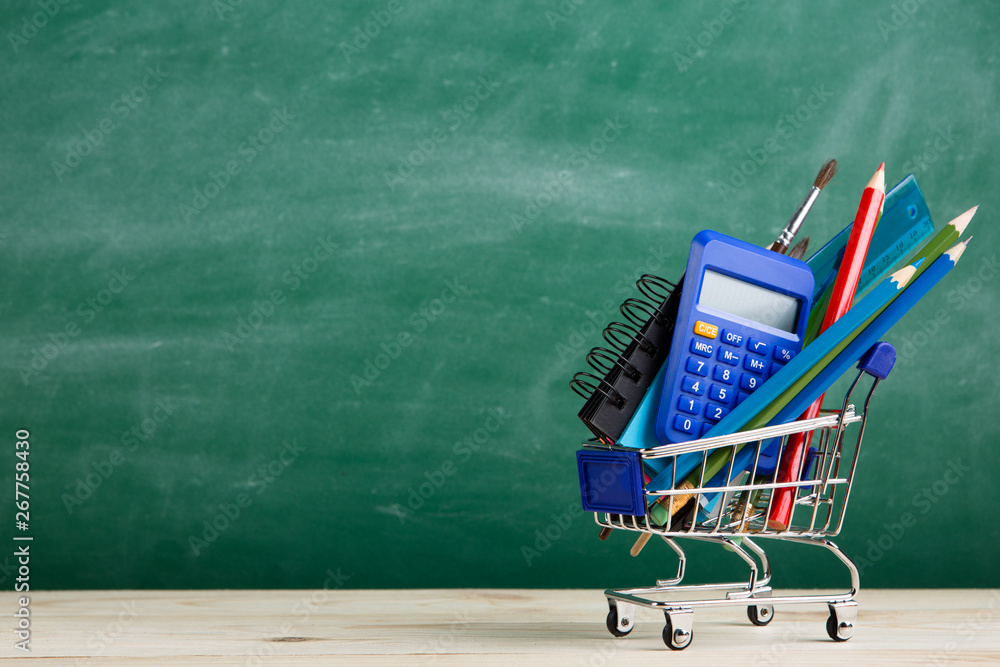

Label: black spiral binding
[570,273,683,443]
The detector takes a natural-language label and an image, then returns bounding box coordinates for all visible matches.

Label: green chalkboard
[1,0,998,591]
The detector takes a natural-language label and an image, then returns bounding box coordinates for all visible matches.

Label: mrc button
[690,339,714,357]
[693,320,719,338]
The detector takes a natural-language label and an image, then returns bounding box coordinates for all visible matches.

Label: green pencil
[692,265,915,485]
[646,263,916,526]
[805,204,976,344]
[743,206,977,431]
[647,206,978,525]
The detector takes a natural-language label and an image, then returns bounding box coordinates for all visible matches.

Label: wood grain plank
[0,589,998,664]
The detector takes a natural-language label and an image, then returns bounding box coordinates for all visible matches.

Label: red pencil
[767,163,886,530]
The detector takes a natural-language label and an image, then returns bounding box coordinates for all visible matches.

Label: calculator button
[713,366,735,385]
[747,338,770,356]
[773,345,796,362]
[700,422,714,437]
[737,391,751,404]
[769,362,785,378]
[686,357,709,377]
[721,329,744,347]
[681,376,706,396]
[717,348,740,366]
[740,374,761,392]
[693,320,719,339]
[677,396,702,415]
[690,339,714,357]
[709,384,731,404]
[673,415,698,435]
[704,404,730,423]
[743,356,767,374]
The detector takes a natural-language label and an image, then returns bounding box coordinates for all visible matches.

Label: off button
[694,320,719,339]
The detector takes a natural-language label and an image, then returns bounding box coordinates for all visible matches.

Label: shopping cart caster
[826,602,857,642]
[662,609,694,650]
[605,602,634,637]
[747,604,774,626]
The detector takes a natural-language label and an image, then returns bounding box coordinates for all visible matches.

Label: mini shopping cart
[575,342,896,650]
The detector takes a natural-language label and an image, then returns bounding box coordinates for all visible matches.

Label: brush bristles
[788,236,810,260]
[812,159,838,190]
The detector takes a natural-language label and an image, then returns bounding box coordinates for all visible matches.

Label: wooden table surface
[1,589,998,665]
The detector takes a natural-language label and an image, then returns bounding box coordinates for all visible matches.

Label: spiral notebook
[571,274,682,443]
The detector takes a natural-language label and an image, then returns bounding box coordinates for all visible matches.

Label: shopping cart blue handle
[856,341,896,380]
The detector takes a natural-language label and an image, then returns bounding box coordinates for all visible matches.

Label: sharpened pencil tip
[865,163,885,193]
[949,205,979,235]
[946,239,970,262]
[890,263,917,288]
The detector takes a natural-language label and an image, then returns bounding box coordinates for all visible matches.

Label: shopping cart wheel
[826,602,857,642]
[662,609,694,650]
[747,604,774,626]
[605,604,634,637]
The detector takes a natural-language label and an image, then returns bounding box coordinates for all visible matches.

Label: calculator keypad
[686,357,709,376]
[681,376,706,396]
[667,320,794,440]
[717,348,740,365]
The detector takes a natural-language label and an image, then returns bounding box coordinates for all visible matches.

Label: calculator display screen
[698,270,801,334]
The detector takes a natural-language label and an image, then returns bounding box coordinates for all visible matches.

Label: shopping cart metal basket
[575,341,896,649]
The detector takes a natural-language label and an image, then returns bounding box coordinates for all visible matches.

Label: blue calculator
[653,231,814,444]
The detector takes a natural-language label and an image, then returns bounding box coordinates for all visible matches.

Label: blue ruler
[807,174,934,302]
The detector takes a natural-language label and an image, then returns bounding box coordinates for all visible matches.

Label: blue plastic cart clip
[577,449,646,516]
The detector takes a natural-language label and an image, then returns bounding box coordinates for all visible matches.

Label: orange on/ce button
[694,320,719,339]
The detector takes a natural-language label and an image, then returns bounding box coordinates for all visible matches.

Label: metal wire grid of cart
[576,344,893,650]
